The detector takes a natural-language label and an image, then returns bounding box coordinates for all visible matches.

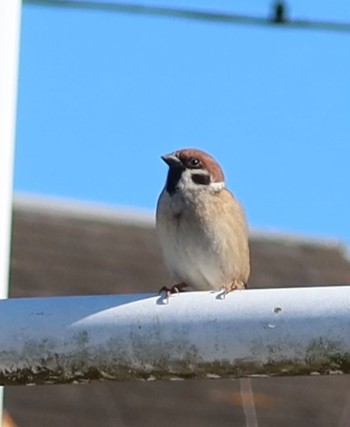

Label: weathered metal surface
[0,286,350,385]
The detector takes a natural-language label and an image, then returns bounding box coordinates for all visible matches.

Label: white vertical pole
[0,0,22,425]
[240,379,258,427]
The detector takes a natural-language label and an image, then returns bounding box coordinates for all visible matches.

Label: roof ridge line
[13,192,350,255]
[13,192,155,228]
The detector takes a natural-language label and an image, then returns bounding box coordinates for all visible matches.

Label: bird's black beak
[161,153,182,168]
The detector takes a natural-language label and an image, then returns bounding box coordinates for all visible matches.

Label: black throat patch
[166,167,184,195]
[191,173,210,186]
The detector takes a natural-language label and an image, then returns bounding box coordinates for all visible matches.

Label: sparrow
[156,148,250,295]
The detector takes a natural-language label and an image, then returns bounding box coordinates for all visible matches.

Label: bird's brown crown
[175,148,225,183]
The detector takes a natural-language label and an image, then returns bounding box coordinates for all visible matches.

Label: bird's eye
[189,158,200,168]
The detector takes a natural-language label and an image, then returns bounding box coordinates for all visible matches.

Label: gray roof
[6,195,350,426]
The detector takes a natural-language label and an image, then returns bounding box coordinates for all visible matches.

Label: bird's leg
[223,279,246,295]
[159,282,188,299]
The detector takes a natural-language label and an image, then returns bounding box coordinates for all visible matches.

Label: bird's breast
[156,190,232,290]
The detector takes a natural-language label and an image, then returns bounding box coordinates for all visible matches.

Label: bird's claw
[222,280,247,296]
[159,283,188,301]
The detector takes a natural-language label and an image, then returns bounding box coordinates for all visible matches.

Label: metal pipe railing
[1,286,350,385]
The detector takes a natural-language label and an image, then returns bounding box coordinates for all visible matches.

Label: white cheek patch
[178,169,225,192]
[178,169,199,190]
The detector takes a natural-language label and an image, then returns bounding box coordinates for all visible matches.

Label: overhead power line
[23,0,350,34]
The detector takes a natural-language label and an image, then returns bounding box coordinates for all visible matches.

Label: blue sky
[15,1,350,241]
